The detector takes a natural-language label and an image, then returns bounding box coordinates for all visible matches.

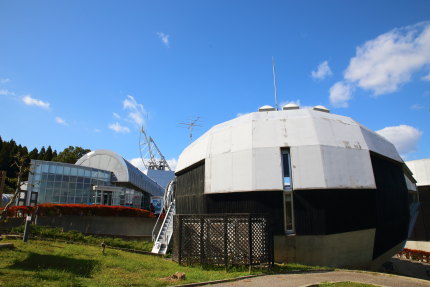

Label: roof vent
[282,103,300,110]
[313,105,330,113]
[258,105,275,112]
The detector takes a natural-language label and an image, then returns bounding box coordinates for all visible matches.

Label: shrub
[1,204,154,218]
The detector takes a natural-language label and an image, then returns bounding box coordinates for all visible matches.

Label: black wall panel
[293,189,376,235]
[409,186,430,241]
[371,154,409,259]
[175,161,284,234]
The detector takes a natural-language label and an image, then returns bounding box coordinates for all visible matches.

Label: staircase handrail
[152,179,175,242]
[153,198,174,245]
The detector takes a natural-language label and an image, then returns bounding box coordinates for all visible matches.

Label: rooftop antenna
[272,56,279,111]
[179,117,202,144]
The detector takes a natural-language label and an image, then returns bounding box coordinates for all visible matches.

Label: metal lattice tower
[139,127,171,171]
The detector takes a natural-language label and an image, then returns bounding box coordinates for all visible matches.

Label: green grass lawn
[0,239,326,287]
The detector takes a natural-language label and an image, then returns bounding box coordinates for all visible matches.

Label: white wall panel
[232,150,253,191]
[407,159,430,187]
[175,134,209,172]
[321,146,376,189]
[360,125,403,163]
[284,117,318,147]
[210,125,232,155]
[291,145,326,189]
[253,147,283,191]
[231,121,252,152]
[209,153,233,193]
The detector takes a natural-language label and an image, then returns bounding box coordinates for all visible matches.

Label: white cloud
[22,95,50,109]
[129,158,146,172]
[329,82,353,108]
[422,73,430,81]
[166,158,177,171]
[311,61,333,80]
[344,22,430,95]
[94,128,101,133]
[55,116,67,125]
[410,104,425,110]
[123,95,146,126]
[0,78,10,84]
[0,89,14,96]
[108,122,130,133]
[376,125,423,157]
[157,32,170,47]
[113,112,121,119]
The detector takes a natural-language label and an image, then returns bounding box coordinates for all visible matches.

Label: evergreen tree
[28,148,39,160]
[44,146,54,161]
[38,146,46,160]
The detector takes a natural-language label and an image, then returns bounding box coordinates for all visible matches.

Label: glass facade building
[28,160,112,205]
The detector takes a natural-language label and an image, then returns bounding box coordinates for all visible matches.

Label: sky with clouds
[0,0,429,171]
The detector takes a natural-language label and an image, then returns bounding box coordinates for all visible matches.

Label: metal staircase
[151,179,175,254]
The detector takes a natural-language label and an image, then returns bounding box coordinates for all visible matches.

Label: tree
[53,146,91,164]
[38,147,46,160]
[0,153,29,222]
[44,146,54,161]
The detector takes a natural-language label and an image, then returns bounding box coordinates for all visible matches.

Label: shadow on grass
[9,252,98,277]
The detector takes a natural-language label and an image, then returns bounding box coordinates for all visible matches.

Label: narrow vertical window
[282,149,295,234]
[282,150,292,190]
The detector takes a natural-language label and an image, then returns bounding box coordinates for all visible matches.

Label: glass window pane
[42,164,49,173]
[70,168,78,176]
[64,166,71,175]
[78,168,85,177]
[49,165,56,173]
[56,165,64,174]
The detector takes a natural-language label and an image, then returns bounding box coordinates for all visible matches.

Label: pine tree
[44,146,53,161]
[38,146,46,160]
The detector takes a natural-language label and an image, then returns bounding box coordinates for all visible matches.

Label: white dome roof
[176,108,403,194]
[76,149,164,196]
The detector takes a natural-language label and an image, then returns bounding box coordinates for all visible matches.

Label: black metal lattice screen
[172,214,273,266]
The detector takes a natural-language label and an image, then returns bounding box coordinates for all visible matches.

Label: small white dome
[282,103,300,110]
[313,105,330,113]
[258,105,275,112]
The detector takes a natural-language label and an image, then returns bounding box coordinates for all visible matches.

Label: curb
[172,274,264,287]
[173,268,430,287]
[173,269,333,287]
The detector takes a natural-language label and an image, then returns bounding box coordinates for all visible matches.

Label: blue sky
[0,0,429,171]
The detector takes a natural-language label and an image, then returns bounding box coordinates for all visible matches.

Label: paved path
[208,270,430,287]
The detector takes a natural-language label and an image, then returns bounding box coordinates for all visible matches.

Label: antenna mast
[272,56,279,111]
[179,117,202,144]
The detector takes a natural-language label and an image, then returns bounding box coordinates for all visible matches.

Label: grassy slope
[1,239,321,287]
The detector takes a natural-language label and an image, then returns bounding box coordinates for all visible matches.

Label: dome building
[173,105,418,268]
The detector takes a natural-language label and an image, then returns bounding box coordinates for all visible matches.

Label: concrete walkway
[208,270,430,287]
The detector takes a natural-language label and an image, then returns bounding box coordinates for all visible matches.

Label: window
[282,150,292,190]
[284,191,294,233]
[281,149,295,234]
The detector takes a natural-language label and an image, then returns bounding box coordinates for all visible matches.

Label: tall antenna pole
[272,56,279,111]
